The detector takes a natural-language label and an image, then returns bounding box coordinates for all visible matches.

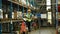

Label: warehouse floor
[29,27,56,34]
[2,27,56,34]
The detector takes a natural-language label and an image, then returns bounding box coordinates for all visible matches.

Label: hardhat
[28,9,31,12]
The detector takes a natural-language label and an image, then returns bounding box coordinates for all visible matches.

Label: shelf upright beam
[18,0,20,32]
[0,22,2,34]
[30,0,35,14]
[26,0,28,13]
[21,0,24,13]
[30,0,34,6]
[18,0,19,11]
[9,0,13,34]
[22,5,24,13]
[22,3,24,18]
[9,2,12,18]
[0,0,2,9]
[56,0,58,29]
[0,0,2,34]
[10,20,13,34]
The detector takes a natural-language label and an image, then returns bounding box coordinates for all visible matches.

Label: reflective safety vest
[26,13,32,22]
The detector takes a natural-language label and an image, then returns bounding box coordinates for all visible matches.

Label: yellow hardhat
[28,9,31,12]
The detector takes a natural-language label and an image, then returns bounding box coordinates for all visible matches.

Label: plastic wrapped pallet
[47,12,52,24]
[12,12,14,19]
[0,9,3,19]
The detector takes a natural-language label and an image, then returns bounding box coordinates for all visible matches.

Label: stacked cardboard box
[14,10,17,19]
[17,11,22,19]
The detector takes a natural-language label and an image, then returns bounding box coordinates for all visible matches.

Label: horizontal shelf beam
[7,0,36,10]
[0,19,23,23]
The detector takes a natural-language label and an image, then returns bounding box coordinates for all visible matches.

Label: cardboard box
[14,10,17,19]
[17,11,22,19]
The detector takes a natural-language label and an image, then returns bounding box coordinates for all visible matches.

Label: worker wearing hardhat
[25,9,33,32]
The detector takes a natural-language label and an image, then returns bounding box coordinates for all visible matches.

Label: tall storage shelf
[2,0,26,20]
[0,0,2,34]
[1,0,37,22]
[2,0,36,20]
[0,0,36,34]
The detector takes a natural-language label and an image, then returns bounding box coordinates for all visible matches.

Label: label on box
[41,14,47,18]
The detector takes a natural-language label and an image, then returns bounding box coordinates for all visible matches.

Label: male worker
[25,9,33,32]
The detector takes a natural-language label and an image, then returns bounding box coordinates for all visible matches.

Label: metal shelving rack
[0,0,2,34]
[35,0,57,27]
[0,0,37,34]
[56,0,60,34]
[1,0,26,34]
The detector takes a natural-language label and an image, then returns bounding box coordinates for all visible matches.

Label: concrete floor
[29,27,56,34]
[2,27,56,34]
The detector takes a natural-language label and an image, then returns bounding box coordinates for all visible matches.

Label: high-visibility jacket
[26,13,32,22]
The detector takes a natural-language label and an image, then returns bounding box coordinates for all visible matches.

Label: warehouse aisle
[30,27,56,34]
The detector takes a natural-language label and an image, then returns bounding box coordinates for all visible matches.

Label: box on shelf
[14,10,17,19]
[17,11,22,19]
[41,14,47,19]
[0,9,3,19]
[5,14,8,19]
[48,12,52,19]
[12,12,14,19]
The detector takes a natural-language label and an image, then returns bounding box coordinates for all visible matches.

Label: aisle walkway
[30,27,56,34]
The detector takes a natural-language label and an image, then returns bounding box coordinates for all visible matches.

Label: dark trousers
[26,21,31,32]
[22,32,25,34]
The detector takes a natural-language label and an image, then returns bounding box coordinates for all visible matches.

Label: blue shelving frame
[0,0,2,34]
[56,0,58,29]
[10,0,13,34]
[0,0,36,34]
